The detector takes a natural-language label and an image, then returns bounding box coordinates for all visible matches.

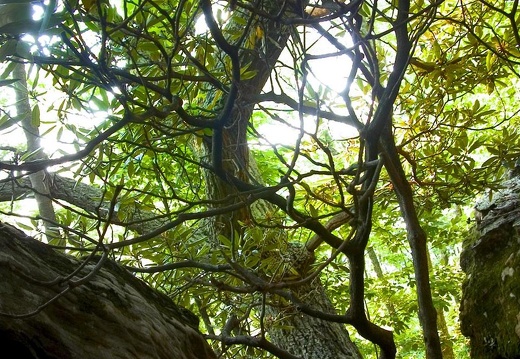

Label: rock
[460,177,520,358]
[0,222,216,359]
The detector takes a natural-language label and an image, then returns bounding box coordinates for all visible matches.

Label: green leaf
[21,147,43,161]
[218,234,231,248]
[433,41,442,60]
[472,99,480,113]
[16,221,34,231]
[91,95,109,111]
[244,253,260,267]
[309,203,319,217]
[240,69,258,80]
[0,114,22,130]
[485,51,495,72]
[127,160,135,177]
[31,104,40,127]
[0,78,19,87]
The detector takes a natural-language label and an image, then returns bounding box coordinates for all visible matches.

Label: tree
[0,0,519,357]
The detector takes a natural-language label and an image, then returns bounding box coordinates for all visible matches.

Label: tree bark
[0,221,216,359]
[13,63,59,242]
[266,244,363,359]
[380,126,442,358]
[194,3,363,356]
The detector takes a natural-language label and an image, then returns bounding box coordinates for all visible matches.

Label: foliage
[0,0,519,357]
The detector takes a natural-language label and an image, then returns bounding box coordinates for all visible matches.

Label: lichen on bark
[460,177,520,358]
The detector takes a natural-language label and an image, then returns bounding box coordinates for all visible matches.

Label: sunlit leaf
[31,104,40,127]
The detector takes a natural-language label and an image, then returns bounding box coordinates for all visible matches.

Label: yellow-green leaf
[31,104,40,127]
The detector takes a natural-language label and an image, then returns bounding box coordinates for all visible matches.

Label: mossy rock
[461,178,520,358]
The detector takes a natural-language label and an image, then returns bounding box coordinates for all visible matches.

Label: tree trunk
[13,63,59,242]
[194,3,363,356]
[266,244,363,359]
[380,125,442,358]
[0,221,216,359]
[0,174,169,236]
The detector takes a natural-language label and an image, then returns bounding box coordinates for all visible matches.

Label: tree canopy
[0,0,519,357]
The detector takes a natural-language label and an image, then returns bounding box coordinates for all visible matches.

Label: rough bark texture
[0,222,216,359]
[194,2,363,356]
[267,285,362,359]
[267,245,363,359]
[460,176,520,358]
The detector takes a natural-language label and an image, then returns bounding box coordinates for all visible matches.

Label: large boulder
[461,177,520,358]
[0,221,216,359]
